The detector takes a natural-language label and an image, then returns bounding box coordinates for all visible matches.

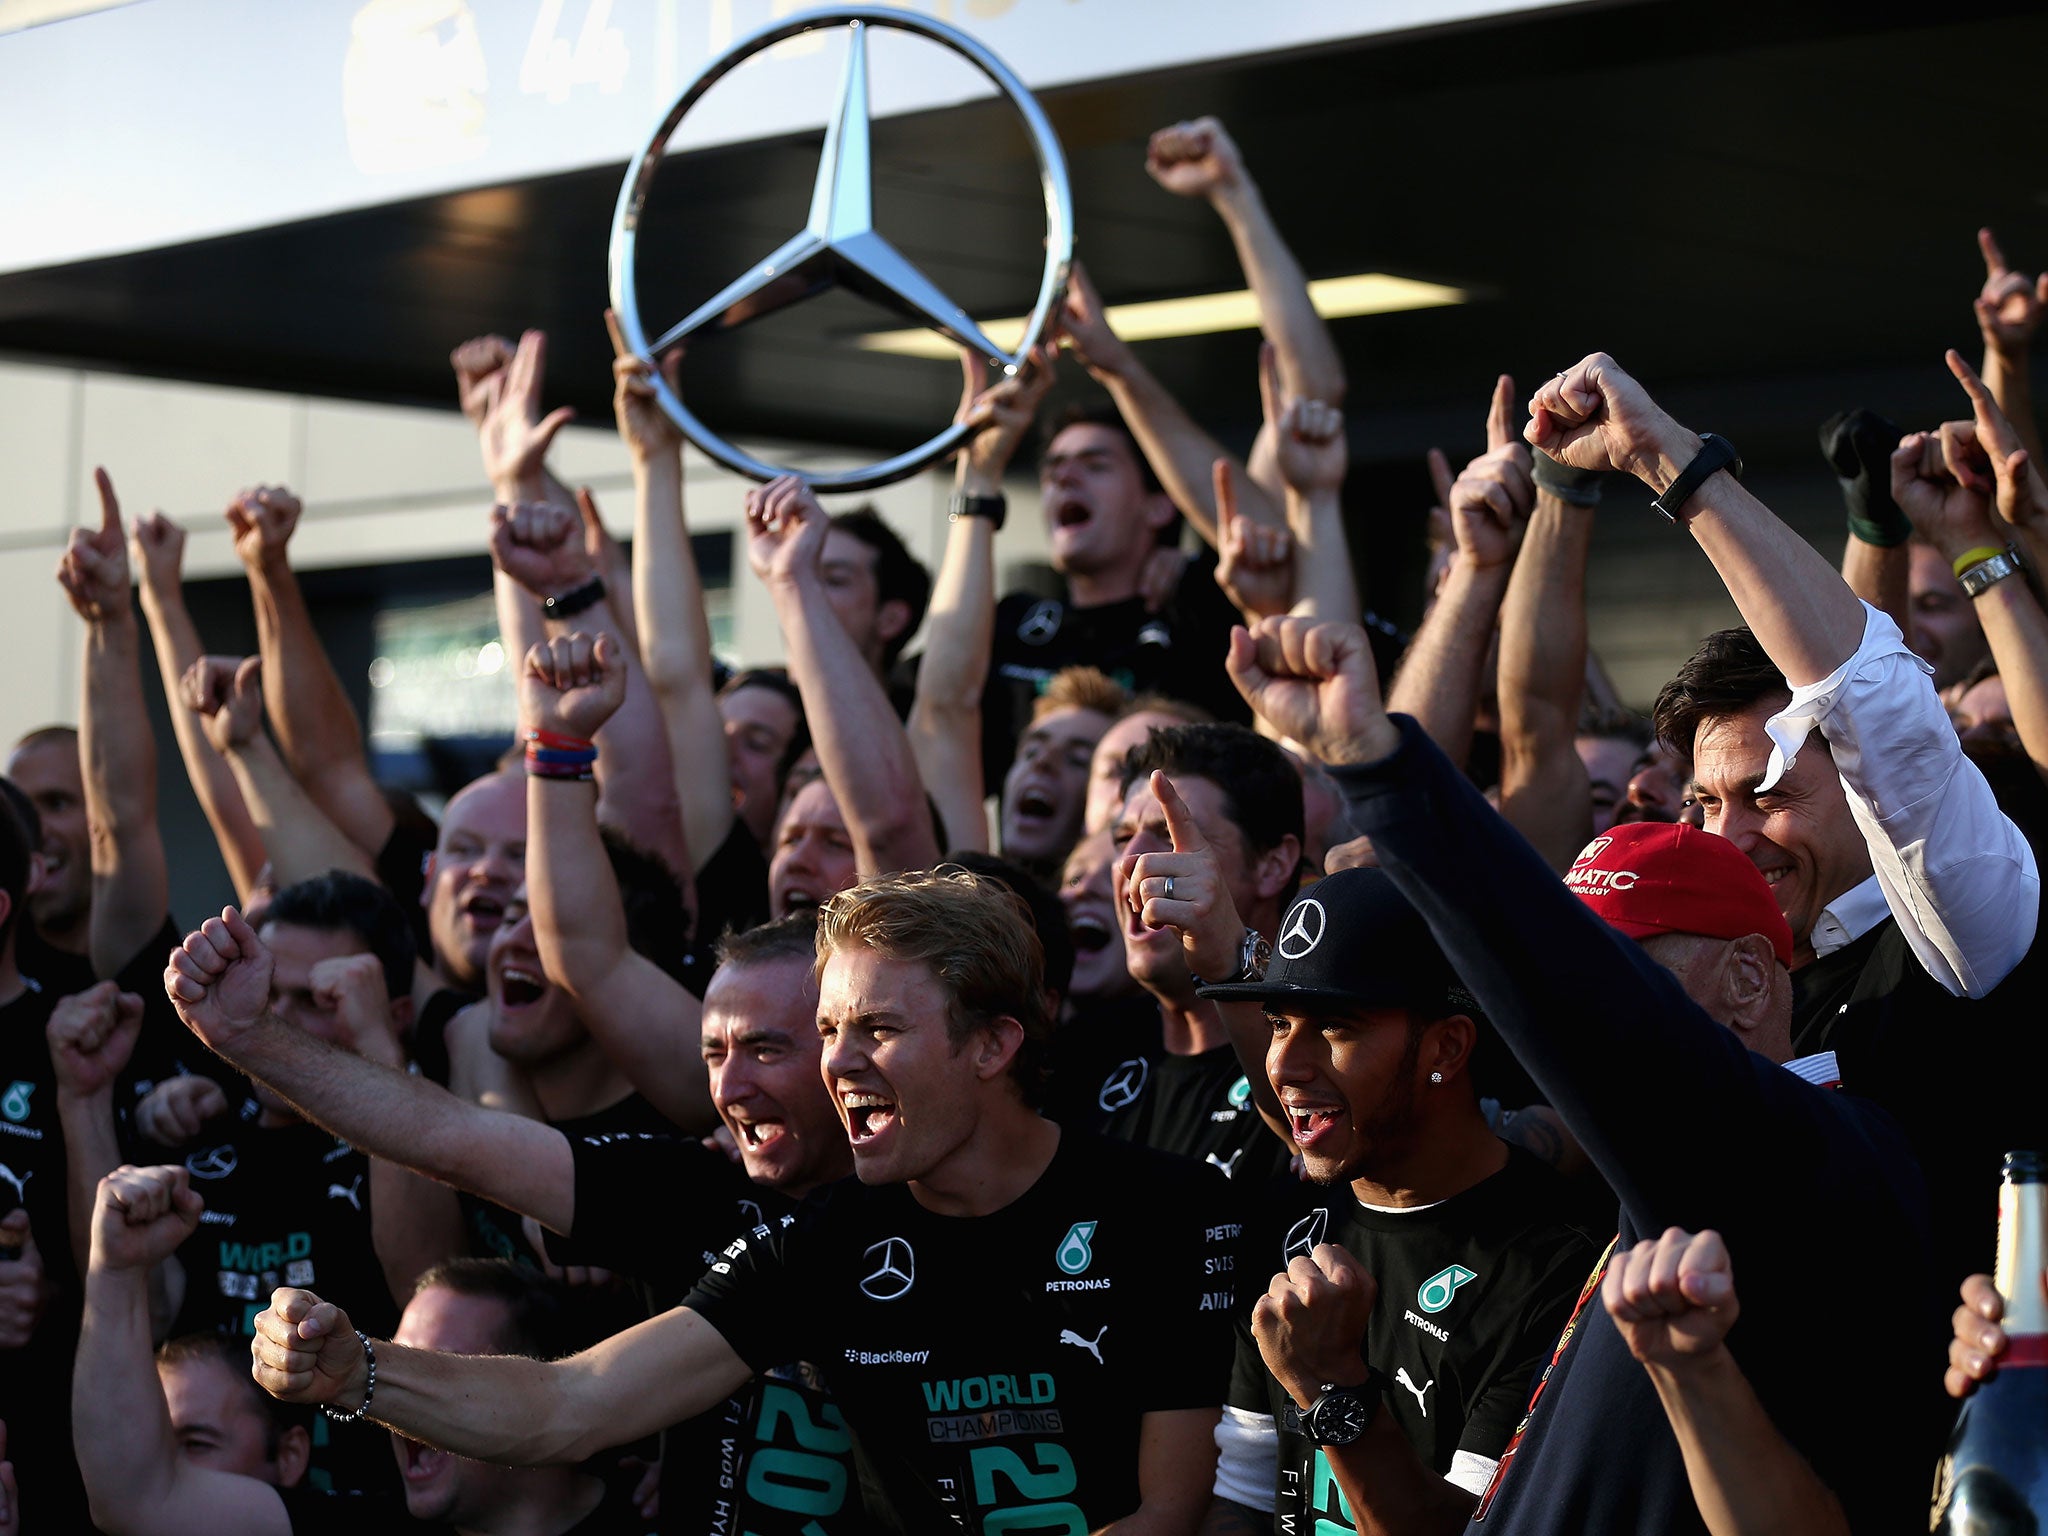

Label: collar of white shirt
[1808,873,1890,958]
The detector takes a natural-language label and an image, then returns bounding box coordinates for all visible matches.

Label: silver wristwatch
[1959,546,2026,599]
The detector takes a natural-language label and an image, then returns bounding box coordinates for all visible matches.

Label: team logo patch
[1017,600,1062,646]
[1055,1220,1097,1276]
[859,1236,916,1301]
[1058,1325,1107,1364]
[1572,837,1612,867]
[1276,899,1327,960]
[1097,1058,1148,1112]
[1283,1207,1329,1263]
[1227,1076,1251,1109]
[0,1082,31,1123]
[1417,1263,1477,1314]
[186,1145,239,1181]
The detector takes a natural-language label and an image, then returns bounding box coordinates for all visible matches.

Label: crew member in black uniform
[1181,868,1599,1532]
[240,869,1239,1535]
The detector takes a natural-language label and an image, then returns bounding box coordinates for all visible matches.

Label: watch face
[1243,930,1272,981]
[1309,1389,1370,1446]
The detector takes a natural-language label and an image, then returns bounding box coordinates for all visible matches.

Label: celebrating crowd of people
[4,115,2045,1535]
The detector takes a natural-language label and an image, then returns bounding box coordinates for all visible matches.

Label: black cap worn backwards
[1197,867,1463,1016]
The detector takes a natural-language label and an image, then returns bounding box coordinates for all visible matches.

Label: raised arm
[77,1165,293,1536]
[131,513,266,899]
[183,655,376,885]
[750,478,942,875]
[60,470,170,979]
[1974,228,2048,470]
[164,907,576,1231]
[230,485,395,859]
[1146,117,1345,505]
[1059,261,1281,547]
[1603,1228,1850,1536]
[49,982,143,1278]
[1948,347,2048,654]
[1494,453,1595,872]
[519,634,715,1131]
[253,1285,749,1466]
[599,310,734,875]
[910,348,1058,850]
[1530,352,2038,997]
[1384,378,1529,771]
[492,501,687,877]
[1256,345,1356,624]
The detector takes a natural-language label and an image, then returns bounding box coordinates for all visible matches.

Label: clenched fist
[252,1288,369,1412]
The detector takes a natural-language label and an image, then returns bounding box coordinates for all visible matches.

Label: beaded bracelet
[322,1331,377,1422]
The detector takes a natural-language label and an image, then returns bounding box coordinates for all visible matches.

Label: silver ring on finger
[1163,876,1176,901]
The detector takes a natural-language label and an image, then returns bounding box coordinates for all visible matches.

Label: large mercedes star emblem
[609,6,1074,492]
[1097,1058,1150,1113]
[1283,1207,1330,1263]
[1276,898,1328,961]
[859,1235,916,1300]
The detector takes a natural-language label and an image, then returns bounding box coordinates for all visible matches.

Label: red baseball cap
[1563,823,1794,968]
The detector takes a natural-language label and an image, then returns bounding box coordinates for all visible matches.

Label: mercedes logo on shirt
[185,1145,239,1181]
[1017,600,1063,646]
[1276,898,1327,960]
[1097,1058,1150,1112]
[859,1236,916,1301]
[1283,1207,1329,1263]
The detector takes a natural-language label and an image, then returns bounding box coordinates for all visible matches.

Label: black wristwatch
[1649,433,1742,526]
[949,491,1007,530]
[1281,1375,1386,1446]
[1194,927,1271,988]
[543,575,606,620]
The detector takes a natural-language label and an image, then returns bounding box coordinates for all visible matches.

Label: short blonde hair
[815,869,1050,1103]
[1032,666,1132,725]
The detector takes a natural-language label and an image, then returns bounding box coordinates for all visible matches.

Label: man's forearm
[629,451,736,872]
[1321,1411,1476,1536]
[1495,490,1593,871]
[1975,576,2048,784]
[82,613,169,979]
[1284,487,1359,624]
[245,557,395,857]
[1212,179,1343,406]
[75,1264,180,1529]
[907,497,995,856]
[223,738,376,886]
[369,1159,465,1305]
[1838,536,1909,646]
[139,590,267,899]
[1102,361,1280,548]
[559,594,688,879]
[1645,1349,1850,1536]
[1385,556,1511,771]
[1982,345,2046,469]
[57,1091,122,1278]
[209,1016,574,1232]
[773,577,941,874]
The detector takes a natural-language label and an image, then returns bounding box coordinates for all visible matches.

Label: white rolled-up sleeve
[1761,602,2038,997]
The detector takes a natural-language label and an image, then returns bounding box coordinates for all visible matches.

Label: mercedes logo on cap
[859,1236,916,1301]
[1276,898,1328,960]
[1283,1207,1330,1263]
[1097,1058,1149,1113]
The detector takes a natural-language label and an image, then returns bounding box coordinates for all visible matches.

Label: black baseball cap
[1197,867,1463,1016]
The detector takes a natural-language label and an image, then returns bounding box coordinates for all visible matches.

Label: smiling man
[239,869,1239,1535]
[1192,868,1599,1536]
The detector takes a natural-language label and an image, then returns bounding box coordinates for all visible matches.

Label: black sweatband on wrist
[1531,452,1604,506]
[543,576,605,621]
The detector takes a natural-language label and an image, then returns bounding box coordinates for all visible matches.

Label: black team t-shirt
[544,1127,865,1536]
[1222,1149,1600,1530]
[1094,1039,1293,1185]
[684,1130,1241,1534]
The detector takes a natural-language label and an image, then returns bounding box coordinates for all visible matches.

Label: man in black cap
[1119,775,1599,1534]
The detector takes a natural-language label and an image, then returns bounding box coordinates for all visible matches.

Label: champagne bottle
[1932,1151,2048,1535]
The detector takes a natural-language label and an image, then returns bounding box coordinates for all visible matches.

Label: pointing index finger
[1486,373,1516,452]
[1152,769,1209,854]
[1213,458,1236,534]
[1981,227,2009,279]
[94,467,121,537]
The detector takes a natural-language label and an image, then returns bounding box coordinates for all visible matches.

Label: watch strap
[949,491,1008,530]
[1650,433,1742,526]
[542,575,605,620]
[1531,451,1604,506]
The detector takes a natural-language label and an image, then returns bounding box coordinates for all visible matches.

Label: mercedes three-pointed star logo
[1283,1207,1329,1263]
[859,1235,916,1300]
[610,6,1074,492]
[1097,1058,1150,1113]
[1276,898,1328,961]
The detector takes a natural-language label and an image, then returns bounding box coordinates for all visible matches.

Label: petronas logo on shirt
[1,1082,31,1124]
[1226,1076,1251,1109]
[1417,1264,1477,1314]
[1055,1220,1097,1275]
